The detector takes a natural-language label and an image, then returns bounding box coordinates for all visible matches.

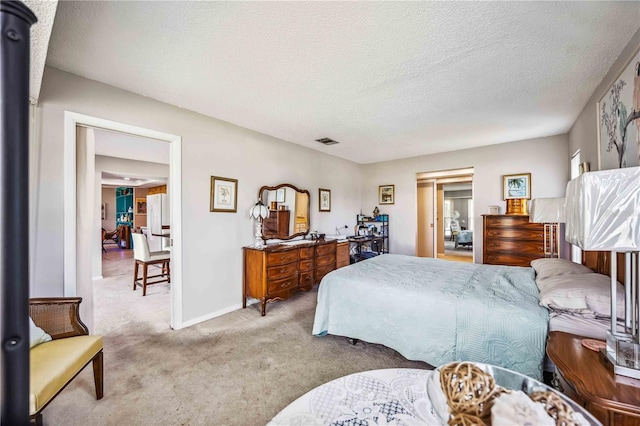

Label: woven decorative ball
[439,362,498,420]
[530,391,580,426]
[448,412,488,426]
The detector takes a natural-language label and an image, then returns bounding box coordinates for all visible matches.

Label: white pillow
[538,273,615,313]
[531,258,592,282]
[585,284,625,320]
[29,317,52,348]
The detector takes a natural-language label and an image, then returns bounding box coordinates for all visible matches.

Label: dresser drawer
[266,249,298,266]
[316,253,336,267]
[316,265,334,282]
[299,258,315,272]
[484,239,544,253]
[316,243,335,256]
[483,251,538,267]
[336,259,350,269]
[267,263,298,280]
[267,276,297,294]
[485,216,538,228]
[299,271,314,287]
[484,228,544,241]
[299,247,314,259]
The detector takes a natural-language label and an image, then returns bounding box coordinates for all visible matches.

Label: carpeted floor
[43,248,430,425]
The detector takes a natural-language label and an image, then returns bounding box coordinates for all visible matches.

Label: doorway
[64,112,184,330]
[416,168,474,263]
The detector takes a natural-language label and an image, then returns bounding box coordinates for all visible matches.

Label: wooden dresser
[243,240,337,316]
[263,210,290,237]
[336,241,350,269]
[482,214,544,267]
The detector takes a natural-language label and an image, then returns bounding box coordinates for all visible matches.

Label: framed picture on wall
[378,184,395,205]
[276,188,286,203]
[210,176,238,212]
[503,173,531,200]
[319,188,331,212]
[135,198,147,215]
[597,48,640,170]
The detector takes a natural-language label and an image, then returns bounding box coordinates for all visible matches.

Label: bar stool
[132,233,171,296]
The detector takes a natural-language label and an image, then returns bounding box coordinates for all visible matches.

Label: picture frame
[135,198,147,215]
[597,47,640,171]
[503,173,531,200]
[319,188,331,212]
[276,188,286,203]
[378,184,395,205]
[210,176,238,213]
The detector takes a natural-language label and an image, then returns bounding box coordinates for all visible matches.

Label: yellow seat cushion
[30,335,103,415]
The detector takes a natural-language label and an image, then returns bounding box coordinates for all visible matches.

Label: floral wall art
[598,49,640,170]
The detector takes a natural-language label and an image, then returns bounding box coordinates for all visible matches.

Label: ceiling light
[123,177,131,180]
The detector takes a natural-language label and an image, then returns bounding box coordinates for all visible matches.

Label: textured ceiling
[23,0,57,104]
[46,2,640,164]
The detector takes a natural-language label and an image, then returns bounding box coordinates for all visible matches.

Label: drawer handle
[279,267,287,273]
[280,255,291,261]
[280,281,292,288]
[536,234,543,238]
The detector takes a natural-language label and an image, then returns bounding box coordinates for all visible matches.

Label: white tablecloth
[269,368,437,426]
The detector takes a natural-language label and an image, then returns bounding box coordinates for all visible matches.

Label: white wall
[569,29,640,171]
[361,135,570,261]
[32,67,362,324]
[101,187,116,230]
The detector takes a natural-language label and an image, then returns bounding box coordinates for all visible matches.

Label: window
[570,151,582,263]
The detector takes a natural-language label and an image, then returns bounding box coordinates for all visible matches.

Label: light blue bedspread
[312,254,548,379]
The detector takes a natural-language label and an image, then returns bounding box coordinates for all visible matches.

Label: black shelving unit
[350,214,389,262]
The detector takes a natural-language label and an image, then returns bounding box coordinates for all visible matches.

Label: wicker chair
[29,297,103,425]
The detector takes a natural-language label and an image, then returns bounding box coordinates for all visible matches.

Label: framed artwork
[378,184,395,205]
[597,48,640,170]
[210,176,238,212]
[503,173,531,200]
[276,188,286,203]
[319,188,331,212]
[135,198,147,214]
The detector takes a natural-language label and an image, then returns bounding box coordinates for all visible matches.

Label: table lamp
[565,166,640,379]
[249,200,270,248]
[529,197,565,258]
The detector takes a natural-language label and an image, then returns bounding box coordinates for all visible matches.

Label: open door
[416,181,435,257]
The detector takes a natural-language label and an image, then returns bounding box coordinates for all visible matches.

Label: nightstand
[546,331,640,425]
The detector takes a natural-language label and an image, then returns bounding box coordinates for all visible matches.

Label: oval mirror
[258,183,310,240]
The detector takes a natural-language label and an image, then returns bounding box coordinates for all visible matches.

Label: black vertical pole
[0,1,37,424]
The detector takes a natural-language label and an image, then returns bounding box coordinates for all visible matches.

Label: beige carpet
[43,248,430,425]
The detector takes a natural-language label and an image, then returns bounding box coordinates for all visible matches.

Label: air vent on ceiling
[315,137,339,146]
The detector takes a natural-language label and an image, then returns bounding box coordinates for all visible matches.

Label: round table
[268,368,437,425]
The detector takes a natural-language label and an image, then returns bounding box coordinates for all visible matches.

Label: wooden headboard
[583,251,626,279]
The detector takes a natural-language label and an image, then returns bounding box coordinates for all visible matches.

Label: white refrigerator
[146,193,170,252]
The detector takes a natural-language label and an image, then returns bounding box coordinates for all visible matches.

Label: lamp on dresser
[249,200,270,248]
[565,166,640,379]
[529,197,565,258]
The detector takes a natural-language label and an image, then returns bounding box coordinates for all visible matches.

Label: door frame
[63,111,184,329]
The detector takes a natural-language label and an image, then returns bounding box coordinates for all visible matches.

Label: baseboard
[92,275,103,280]
[178,303,244,329]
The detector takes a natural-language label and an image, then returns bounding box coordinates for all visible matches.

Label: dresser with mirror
[243,183,337,316]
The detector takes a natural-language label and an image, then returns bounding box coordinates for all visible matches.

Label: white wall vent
[315,137,339,146]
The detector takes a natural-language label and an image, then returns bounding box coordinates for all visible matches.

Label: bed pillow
[29,317,52,348]
[531,258,592,281]
[585,284,625,320]
[538,273,616,313]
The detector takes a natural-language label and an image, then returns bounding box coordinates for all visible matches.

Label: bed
[312,254,548,379]
[454,230,472,248]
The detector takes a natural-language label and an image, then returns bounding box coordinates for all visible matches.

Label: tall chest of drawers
[482,215,545,267]
[243,240,337,316]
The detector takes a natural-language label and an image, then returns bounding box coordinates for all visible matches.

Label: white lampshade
[249,200,269,220]
[529,198,565,224]
[565,167,640,251]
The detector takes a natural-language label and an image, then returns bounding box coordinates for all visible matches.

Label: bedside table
[546,331,640,425]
